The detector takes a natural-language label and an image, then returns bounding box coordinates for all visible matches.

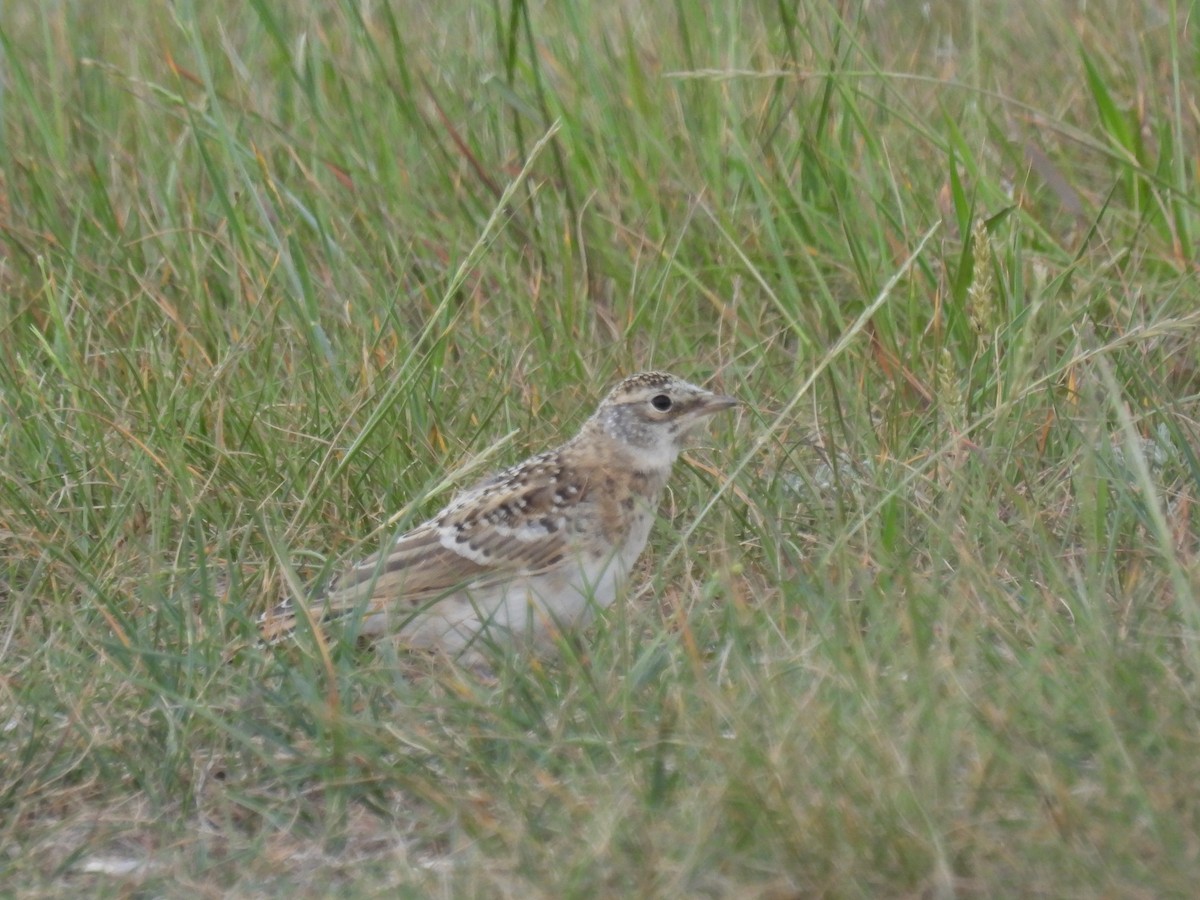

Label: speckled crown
[604,372,681,400]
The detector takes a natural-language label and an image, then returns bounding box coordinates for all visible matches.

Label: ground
[2,0,1199,895]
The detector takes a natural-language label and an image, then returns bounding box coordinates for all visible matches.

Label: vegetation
[2,0,1198,894]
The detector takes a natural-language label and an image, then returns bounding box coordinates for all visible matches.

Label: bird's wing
[258,451,595,640]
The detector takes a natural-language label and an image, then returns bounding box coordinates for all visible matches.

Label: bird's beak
[698,393,739,416]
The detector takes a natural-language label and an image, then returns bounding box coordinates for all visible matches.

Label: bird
[259,371,737,662]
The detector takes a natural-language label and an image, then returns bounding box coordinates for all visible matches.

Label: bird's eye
[650,394,673,411]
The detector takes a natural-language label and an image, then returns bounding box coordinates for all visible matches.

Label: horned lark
[260,371,736,660]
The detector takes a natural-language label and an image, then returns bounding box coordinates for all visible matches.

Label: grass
[2,0,1199,895]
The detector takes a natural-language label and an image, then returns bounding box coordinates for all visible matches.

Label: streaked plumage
[259,371,736,660]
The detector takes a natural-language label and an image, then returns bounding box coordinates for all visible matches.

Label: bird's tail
[257,599,301,642]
